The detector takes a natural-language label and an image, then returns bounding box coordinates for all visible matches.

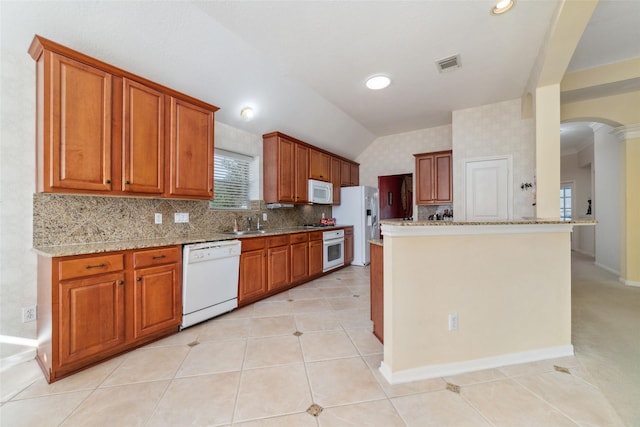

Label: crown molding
[611,124,640,141]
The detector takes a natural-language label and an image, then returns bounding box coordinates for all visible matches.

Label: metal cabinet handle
[105,179,111,184]
[136,277,142,282]
[152,255,166,260]
[85,263,106,269]
[118,280,125,286]
[125,180,130,185]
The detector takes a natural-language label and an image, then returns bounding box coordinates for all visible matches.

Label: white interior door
[465,157,511,221]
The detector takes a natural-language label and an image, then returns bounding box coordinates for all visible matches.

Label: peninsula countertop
[380,218,596,226]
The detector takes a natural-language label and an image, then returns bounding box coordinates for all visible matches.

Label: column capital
[611,124,640,141]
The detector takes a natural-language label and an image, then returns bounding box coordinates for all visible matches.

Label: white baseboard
[378,345,574,385]
[0,348,36,373]
[594,261,620,276]
[572,248,595,258]
[619,278,640,287]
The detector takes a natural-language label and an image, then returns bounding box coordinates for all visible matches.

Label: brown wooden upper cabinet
[123,78,164,195]
[331,157,341,205]
[263,133,308,203]
[263,131,359,204]
[414,150,452,205]
[167,98,214,199]
[340,159,360,187]
[28,35,217,200]
[309,148,330,181]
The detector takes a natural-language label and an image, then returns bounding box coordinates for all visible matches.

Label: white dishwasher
[181,240,241,329]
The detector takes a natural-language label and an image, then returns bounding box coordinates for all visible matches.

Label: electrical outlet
[262,212,268,221]
[22,305,37,323]
[174,213,189,223]
[154,213,162,224]
[448,313,458,331]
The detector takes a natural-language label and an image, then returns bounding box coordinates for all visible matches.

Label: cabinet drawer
[267,235,290,247]
[309,231,323,241]
[241,237,266,252]
[133,246,180,269]
[59,254,125,281]
[290,233,309,244]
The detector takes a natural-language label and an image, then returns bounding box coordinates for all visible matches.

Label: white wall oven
[323,229,344,272]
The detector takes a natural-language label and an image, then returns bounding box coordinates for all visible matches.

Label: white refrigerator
[332,186,379,266]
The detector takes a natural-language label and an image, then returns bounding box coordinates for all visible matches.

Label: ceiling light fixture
[365,75,391,90]
[491,0,515,15]
[240,107,254,122]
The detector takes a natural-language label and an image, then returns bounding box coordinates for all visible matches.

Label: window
[560,183,573,221]
[209,149,251,210]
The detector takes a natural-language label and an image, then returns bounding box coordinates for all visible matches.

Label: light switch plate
[154,213,162,224]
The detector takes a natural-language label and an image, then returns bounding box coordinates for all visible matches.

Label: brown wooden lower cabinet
[344,226,354,265]
[37,246,182,383]
[290,233,309,284]
[267,236,290,291]
[370,242,384,343]
[238,238,268,304]
[238,228,352,307]
[308,231,323,277]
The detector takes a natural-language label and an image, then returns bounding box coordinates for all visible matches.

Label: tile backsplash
[33,193,331,247]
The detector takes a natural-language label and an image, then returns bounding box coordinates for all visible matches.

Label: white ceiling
[2,1,639,160]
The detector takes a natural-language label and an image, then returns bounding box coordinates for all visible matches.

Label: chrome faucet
[257,218,262,230]
[247,217,252,231]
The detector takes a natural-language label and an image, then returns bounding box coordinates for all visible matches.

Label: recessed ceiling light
[366,75,391,90]
[491,0,515,15]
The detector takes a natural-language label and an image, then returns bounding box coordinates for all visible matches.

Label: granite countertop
[369,239,384,246]
[380,218,596,226]
[34,225,350,257]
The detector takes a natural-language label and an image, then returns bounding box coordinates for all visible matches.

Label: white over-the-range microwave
[308,179,333,204]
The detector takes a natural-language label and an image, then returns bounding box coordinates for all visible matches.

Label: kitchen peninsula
[377,218,594,385]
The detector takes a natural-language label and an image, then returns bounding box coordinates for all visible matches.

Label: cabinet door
[345,228,354,265]
[434,152,452,203]
[350,163,359,186]
[59,272,125,366]
[278,138,296,202]
[290,241,309,284]
[370,243,384,343]
[309,149,330,181]
[308,240,323,277]
[267,245,290,291]
[239,249,267,304]
[340,160,351,187]
[415,154,435,204]
[123,79,164,194]
[133,263,181,340]
[331,157,341,205]
[48,52,113,192]
[168,97,214,199]
[294,143,309,203]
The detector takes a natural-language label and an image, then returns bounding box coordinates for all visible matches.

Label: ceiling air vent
[436,55,461,73]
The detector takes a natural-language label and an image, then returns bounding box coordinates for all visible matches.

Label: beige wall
[383,228,572,375]
[452,98,536,220]
[356,125,452,188]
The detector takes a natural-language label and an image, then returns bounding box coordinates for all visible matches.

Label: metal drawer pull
[118,280,125,286]
[152,255,166,260]
[85,263,106,269]
[137,277,142,282]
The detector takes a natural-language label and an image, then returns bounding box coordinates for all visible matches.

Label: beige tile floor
[0,263,627,426]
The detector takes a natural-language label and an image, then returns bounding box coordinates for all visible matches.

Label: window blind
[210,149,251,210]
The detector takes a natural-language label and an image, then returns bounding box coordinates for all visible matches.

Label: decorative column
[612,124,640,286]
